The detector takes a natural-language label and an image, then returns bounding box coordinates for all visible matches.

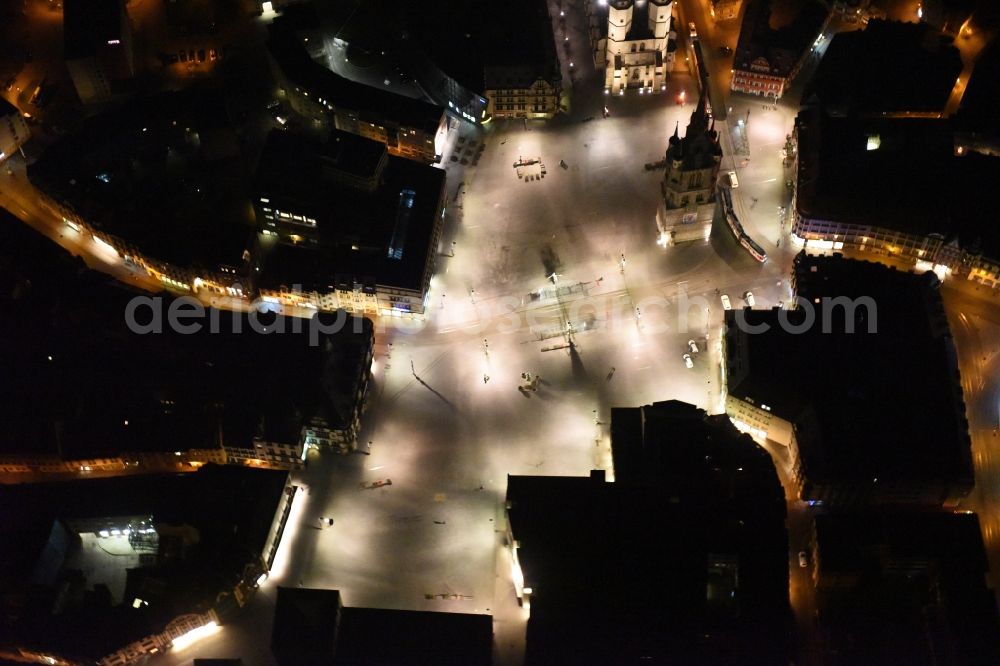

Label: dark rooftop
[323,0,561,95]
[958,38,1000,136]
[611,400,783,497]
[805,20,962,115]
[734,0,829,78]
[0,206,94,303]
[796,108,956,234]
[624,0,659,42]
[0,465,289,660]
[271,587,493,665]
[951,150,1000,258]
[267,17,445,135]
[0,96,19,118]
[795,105,1000,258]
[2,299,373,460]
[255,130,445,294]
[725,253,972,500]
[920,0,976,34]
[27,89,255,272]
[318,129,388,182]
[63,0,125,60]
[509,474,788,663]
[335,607,493,666]
[813,511,1000,664]
[271,587,340,664]
[593,0,673,42]
[0,214,373,460]
[510,401,789,664]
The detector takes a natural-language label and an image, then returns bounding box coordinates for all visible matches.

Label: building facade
[254,130,446,320]
[485,70,561,120]
[710,0,743,22]
[480,0,563,121]
[730,56,791,99]
[0,99,29,162]
[0,444,296,477]
[791,205,1000,290]
[656,93,722,245]
[730,0,830,100]
[329,105,447,164]
[604,0,676,95]
[254,262,444,320]
[38,193,246,297]
[791,106,1000,290]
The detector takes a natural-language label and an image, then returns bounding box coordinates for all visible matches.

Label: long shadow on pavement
[568,342,590,387]
[413,373,458,411]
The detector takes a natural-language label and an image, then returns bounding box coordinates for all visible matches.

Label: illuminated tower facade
[656,91,723,245]
[605,0,676,95]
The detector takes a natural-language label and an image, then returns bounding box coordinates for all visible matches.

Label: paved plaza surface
[2,1,994,663]
[148,30,804,666]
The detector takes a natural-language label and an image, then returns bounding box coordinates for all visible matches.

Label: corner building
[253,129,446,319]
[724,253,973,507]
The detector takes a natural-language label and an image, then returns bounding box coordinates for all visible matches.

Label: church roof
[666,91,722,170]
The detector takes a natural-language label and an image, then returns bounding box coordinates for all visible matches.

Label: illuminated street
[9,2,805,662]
[145,10,800,663]
[3,0,1000,663]
[944,285,1000,601]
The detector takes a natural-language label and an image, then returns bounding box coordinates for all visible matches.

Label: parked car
[744,291,755,307]
[683,353,694,369]
[688,339,699,353]
[721,294,732,310]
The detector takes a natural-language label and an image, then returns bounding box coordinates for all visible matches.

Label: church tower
[657,92,723,244]
[648,0,672,42]
[662,90,723,210]
[607,0,634,46]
